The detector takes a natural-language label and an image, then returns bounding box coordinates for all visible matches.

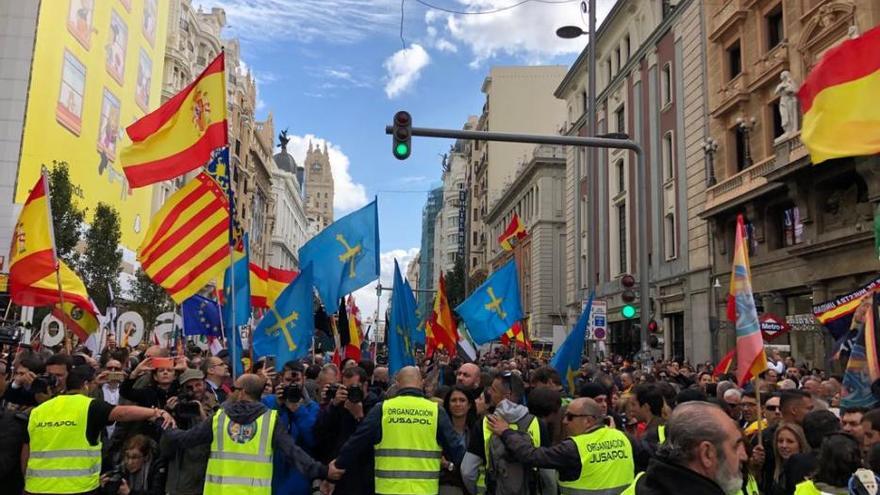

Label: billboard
[16,0,169,251]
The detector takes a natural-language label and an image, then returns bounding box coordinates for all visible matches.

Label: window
[727,41,742,80]
[606,59,613,81]
[661,63,673,106]
[771,101,785,140]
[663,132,675,180]
[623,35,630,61]
[616,159,625,194]
[615,105,626,134]
[734,127,749,172]
[782,206,803,246]
[615,47,621,73]
[766,5,784,50]
[618,204,627,273]
[665,213,676,259]
[581,90,588,115]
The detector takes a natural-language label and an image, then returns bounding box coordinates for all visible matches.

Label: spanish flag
[121,52,227,188]
[426,273,458,357]
[249,263,269,308]
[501,319,532,351]
[52,301,99,341]
[138,173,230,303]
[9,174,97,333]
[346,295,363,361]
[267,267,298,307]
[798,25,880,164]
[498,213,527,251]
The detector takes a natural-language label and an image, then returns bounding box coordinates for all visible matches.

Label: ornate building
[702,0,880,365]
[303,142,334,231]
[271,130,308,269]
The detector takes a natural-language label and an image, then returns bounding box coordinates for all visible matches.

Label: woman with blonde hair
[768,422,809,495]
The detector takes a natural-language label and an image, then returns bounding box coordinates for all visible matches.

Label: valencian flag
[268,267,298,307]
[205,148,244,250]
[249,263,269,308]
[254,264,315,371]
[498,213,527,251]
[138,173,230,303]
[426,273,458,357]
[727,214,768,386]
[551,291,594,392]
[713,349,736,378]
[9,174,98,339]
[798,25,880,164]
[121,52,228,187]
[455,259,524,345]
[346,295,363,361]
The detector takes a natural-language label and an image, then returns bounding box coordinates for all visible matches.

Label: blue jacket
[264,395,320,495]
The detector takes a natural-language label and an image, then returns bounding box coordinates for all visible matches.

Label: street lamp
[556,0,597,323]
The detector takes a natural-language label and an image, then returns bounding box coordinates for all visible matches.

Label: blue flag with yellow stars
[181,294,222,337]
[298,199,379,308]
[551,291,595,393]
[455,259,524,345]
[253,263,315,371]
[389,260,418,375]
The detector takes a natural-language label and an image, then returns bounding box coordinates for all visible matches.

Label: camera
[103,466,124,495]
[174,390,202,422]
[32,373,57,395]
[0,323,23,346]
[325,383,339,401]
[283,383,303,403]
[346,385,364,404]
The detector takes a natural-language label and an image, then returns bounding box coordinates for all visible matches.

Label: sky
[194,0,615,322]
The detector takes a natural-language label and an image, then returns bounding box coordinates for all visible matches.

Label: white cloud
[383,44,431,98]
[256,98,266,111]
[283,134,368,215]
[352,247,420,340]
[435,38,458,53]
[435,0,616,66]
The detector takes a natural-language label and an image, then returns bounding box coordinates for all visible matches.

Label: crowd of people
[1,336,877,495]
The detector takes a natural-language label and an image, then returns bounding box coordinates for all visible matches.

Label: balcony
[748,42,789,92]
[709,0,748,41]
[711,72,749,117]
[704,156,782,215]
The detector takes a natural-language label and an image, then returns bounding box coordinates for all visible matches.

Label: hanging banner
[813,275,880,340]
[760,313,792,341]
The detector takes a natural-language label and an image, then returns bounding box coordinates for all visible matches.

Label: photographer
[272,378,319,495]
[2,354,47,408]
[160,369,217,495]
[100,434,167,495]
[314,366,378,495]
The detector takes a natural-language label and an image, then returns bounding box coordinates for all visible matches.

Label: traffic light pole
[386,124,651,360]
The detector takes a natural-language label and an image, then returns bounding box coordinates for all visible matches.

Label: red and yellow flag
[713,349,736,378]
[121,53,227,187]
[249,263,269,308]
[138,173,230,303]
[498,213,527,251]
[426,273,458,357]
[727,215,768,386]
[267,267,298,307]
[52,301,99,341]
[798,25,880,164]
[346,295,363,361]
[9,175,97,335]
[501,320,532,351]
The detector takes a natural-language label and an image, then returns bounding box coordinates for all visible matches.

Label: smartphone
[107,371,125,381]
[265,356,276,371]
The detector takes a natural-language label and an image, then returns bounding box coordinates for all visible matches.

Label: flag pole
[754,375,764,438]
[40,167,71,353]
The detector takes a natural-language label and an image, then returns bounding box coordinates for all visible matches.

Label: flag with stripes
[137,172,230,303]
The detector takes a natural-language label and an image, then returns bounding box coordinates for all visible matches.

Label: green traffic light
[621,305,636,319]
[395,143,410,158]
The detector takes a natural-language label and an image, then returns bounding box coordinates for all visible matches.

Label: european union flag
[389,260,417,375]
[299,200,379,307]
[182,294,221,337]
[551,291,595,392]
[254,263,315,371]
[455,259,524,345]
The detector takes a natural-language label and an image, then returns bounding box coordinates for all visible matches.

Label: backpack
[487,413,539,495]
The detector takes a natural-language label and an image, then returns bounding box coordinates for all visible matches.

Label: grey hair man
[622,401,747,495]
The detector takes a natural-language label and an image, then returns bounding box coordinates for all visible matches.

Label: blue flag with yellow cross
[253,263,315,370]
[551,291,595,393]
[389,259,418,375]
[455,259,524,345]
[298,199,379,308]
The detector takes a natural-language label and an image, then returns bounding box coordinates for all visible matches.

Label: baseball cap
[178,368,205,385]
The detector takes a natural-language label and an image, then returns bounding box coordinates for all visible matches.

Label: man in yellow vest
[487,397,635,495]
[163,373,344,494]
[622,401,747,495]
[333,366,466,495]
[22,364,177,495]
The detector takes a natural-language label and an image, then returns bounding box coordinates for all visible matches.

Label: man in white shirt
[92,359,124,438]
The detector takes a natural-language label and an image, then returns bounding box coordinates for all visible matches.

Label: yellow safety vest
[559,426,635,495]
[375,394,443,495]
[737,474,760,495]
[620,471,644,495]
[25,394,102,494]
[657,425,666,444]
[793,480,823,495]
[204,408,277,495]
[476,414,541,494]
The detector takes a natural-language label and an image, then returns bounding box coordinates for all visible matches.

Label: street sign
[589,299,607,341]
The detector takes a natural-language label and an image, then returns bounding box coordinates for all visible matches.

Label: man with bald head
[162,374,343,491]
[333,366,466,495]
[487,397,635,494]
[622,401,747,495]
[456,362,482,393]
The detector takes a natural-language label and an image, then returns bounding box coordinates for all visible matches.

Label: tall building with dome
[271,130,308,269]
[303,141,334,231]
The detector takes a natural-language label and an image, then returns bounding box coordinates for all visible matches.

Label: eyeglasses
[106,367,122,371]
[564,413,595,421]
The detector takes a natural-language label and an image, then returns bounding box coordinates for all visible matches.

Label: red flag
[498,213,527,251]
[425,274,458,357]
[713,349,736,378]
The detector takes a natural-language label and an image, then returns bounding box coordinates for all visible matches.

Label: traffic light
[647,319,659,333]
[392,111,412,160]
[620,274,637,319]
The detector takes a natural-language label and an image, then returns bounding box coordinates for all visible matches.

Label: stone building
[419,187,444,316]
[556,0,713,361]
[434,149,468,281]
[272,132,308,269]
[303,142,334,232]
[701,0,880,365]
[486,145,568,342]
[247,114,276,268]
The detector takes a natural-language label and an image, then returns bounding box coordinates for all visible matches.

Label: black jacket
[313,391,379,495]
[0,410,27,495]
[631,457,726,495]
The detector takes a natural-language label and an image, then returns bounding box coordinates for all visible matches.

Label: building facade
[303,141,334,232]
[418,186,444,316]
[248,114,276,268]
[556,0,713,362]
[486,145,568,342]
[702,0,880,366]
[272,133,308,270]
[433,150,468,281]
[466,67,568,283]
